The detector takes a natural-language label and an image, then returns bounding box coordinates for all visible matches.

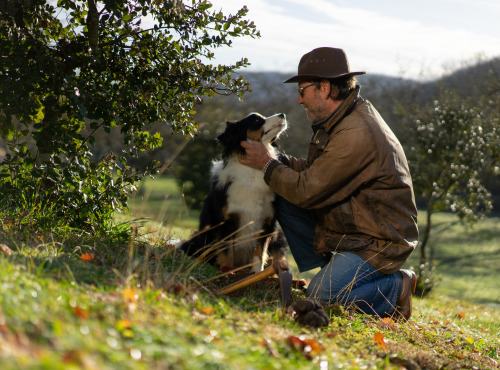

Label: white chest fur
[211,148,277,267]
[213,156,276,229]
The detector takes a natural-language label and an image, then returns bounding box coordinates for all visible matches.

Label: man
[239,47,419,320]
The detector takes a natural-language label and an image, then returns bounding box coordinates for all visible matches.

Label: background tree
[401,88,497,292]
[0,0,259,231]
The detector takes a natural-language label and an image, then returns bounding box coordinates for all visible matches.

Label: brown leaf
[287,335,304,351]
[374,333,388,350]
[286,336,323,359]
[171,283,186,296]
[72,306,89,320]
[429,317,440,325]
[456,312,466,319]
[379,317,396,330]
[303,338,323,355]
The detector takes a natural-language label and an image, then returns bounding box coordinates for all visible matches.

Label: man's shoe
[396,269,417,321]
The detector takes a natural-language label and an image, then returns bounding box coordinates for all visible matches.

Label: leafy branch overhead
[0,0,260,231]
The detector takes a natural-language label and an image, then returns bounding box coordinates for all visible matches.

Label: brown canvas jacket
[264,87,419,274]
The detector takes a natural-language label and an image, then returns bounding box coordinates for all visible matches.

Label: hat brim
[283,71,366,83]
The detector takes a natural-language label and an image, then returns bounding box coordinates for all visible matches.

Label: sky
[207,0,500,80]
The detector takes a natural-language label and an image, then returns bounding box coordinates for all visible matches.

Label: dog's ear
[217,121,246,158]
[216,121,232,144]
[216,131,227,145]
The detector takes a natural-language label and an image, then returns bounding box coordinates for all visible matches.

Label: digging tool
[218,259,293,307]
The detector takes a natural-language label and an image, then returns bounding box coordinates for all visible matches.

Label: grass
[128,175,199,234]
[128,177,500,308]
[0,176,499,368]
[406,213,500,308]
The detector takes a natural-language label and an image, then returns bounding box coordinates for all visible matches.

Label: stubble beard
[304,105,327,124]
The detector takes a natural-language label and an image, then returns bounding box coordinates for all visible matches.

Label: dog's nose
[278,113,285,119]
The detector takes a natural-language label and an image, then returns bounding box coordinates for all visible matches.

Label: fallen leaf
[170,283,186,296]
[287,335,304,351]
[201,306,214,315]
[80,253,94,262]
[303,338,323,355]
[72,306,89,320]
[374,333,388,350]
[203,330,220,343]
[456,312,466,319]
[116,318,132,331]
[286,335,323,359]
[62,351,77,363]
[379,317,396,329]
[121,288,138,303]
[429,317,440,325]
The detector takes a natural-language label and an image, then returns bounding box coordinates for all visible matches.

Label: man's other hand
[239,139,272,170]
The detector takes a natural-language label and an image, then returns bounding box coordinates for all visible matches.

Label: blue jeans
[276,196,402,317]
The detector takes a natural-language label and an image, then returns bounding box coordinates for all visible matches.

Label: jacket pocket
[314,228,373,255]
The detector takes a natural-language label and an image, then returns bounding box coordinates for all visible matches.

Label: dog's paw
[292,299,329,327]
[167,239,185,249]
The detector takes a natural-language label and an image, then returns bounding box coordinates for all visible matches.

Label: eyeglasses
[298,83,317,97]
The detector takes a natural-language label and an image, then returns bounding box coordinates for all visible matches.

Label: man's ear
[321,80,335,100]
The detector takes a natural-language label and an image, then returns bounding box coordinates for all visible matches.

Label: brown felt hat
[283,47,366,83]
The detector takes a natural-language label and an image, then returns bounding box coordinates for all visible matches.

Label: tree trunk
[419,204,433,267]
[87,0,99,54]
[36,96,58,166]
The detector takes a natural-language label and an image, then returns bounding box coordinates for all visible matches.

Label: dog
[179,113,288,273]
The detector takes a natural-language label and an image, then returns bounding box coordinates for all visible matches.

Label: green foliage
[0,0,259,232]
[402,88,498,282]
[173,129,220,209]
[408,91,495,222]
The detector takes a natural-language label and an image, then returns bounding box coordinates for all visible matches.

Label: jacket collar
[312,85,361,133]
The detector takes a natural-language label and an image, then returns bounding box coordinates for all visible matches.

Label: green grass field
[128,176,500,308]
[0,176,498,368]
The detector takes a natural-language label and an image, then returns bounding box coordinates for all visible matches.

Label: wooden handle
[218,264,276,295]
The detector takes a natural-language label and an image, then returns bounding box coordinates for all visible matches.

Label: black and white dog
[179,113,288,273]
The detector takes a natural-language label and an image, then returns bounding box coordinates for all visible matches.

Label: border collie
[179,113,288,273]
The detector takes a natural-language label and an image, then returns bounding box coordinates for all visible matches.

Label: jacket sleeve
[266,117,378,209]
[274,153,307,171]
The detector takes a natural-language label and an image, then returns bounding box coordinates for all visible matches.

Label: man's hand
[239,139,272,170]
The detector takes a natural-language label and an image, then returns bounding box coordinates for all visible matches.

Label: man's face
[297,81,330,124]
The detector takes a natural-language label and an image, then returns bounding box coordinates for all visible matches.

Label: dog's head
[217,113,288,158]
